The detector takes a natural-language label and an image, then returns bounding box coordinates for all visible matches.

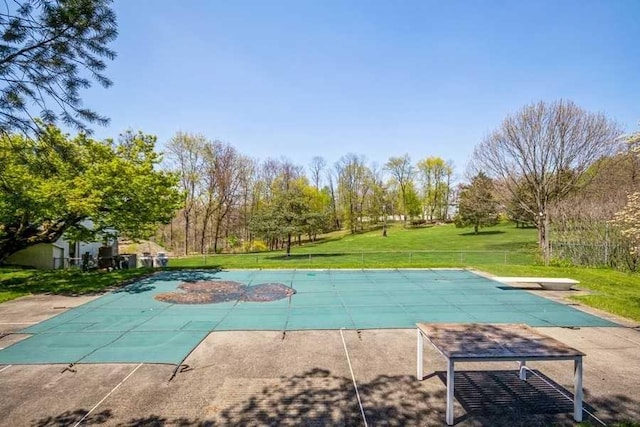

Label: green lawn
[0,267,153,303]
[477,264,640,323]
[173,222,539,268]
[1,222,639,324]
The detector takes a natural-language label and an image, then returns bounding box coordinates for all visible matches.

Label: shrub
[242,240,268,253]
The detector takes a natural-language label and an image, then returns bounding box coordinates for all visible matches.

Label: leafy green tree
[249,160,313,256]
[505,181,537,227]
[454,172,499,234]
[385,154,414,224]
[250,177,309,256]
[416,156,454,221]
[0,126,182,263]
[404,180,422,220]
[302,185,331,241]
[0,0,117,135]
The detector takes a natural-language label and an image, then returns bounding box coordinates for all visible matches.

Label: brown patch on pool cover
[155,281,295,304]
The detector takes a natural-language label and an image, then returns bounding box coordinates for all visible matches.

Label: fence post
[361,252,364,266]
[504,251,507,265]
[604,224,609,266]
[459,251,463,263]
[409,252,412,264]
[309,253,311,264]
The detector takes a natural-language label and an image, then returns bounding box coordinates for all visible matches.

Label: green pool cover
[0,269,617,365]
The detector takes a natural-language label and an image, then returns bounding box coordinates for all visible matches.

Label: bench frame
[416,323,584,425]
[493,276,579,291]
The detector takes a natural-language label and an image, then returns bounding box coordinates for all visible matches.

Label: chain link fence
[172,250,536,268]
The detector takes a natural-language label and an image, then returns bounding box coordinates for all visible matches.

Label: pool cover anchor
[168,363,191,382]
[60,363,76,374]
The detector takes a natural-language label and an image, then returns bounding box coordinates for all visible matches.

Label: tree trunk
[286,233,292,256]
[213,219,222,254]
[184,217,190,256]
[474,223,479,234]
[538,214,550,266]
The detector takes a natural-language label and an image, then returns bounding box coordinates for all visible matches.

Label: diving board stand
[493,276,579,291]
[416,323,584,425]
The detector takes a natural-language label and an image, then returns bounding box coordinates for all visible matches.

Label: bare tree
[237,156,256,242]
[472,100,622,263]
[336,153,371,233]
[166,132,206,255]
[369,162,388,236]
[200,141,242,254]
[326,168,340,229]
[309,156,326,190]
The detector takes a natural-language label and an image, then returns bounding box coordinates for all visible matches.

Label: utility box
[117,253,137,269]
[140,252,153,268]
[98,246,114,269]
[155,252,169,267]
[127,254,137,269]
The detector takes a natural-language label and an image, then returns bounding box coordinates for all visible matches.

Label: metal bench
[417,323,584,425]
[493,276,579,291]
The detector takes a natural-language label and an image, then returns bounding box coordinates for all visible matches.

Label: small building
[6,221,118,270]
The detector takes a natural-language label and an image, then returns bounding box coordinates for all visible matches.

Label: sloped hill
[118,240,172,256]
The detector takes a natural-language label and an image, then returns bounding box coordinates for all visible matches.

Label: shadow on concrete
[28,368,640,426]
[32,409,112,427]
[435,369,596,425]
[497,285,545,291]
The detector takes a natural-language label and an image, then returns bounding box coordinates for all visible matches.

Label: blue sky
[83,0,640,178]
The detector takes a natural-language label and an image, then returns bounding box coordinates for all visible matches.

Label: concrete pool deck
[0,278,639,425]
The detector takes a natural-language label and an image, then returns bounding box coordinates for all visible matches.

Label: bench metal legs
[416,327,584,425]
[574,358,583,422]
[417,329,424,380]
[519,360,527,380]
[446,358,455,425]
[520,358,582,422]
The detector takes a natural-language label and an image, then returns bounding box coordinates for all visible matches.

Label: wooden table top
[417,323,584,360]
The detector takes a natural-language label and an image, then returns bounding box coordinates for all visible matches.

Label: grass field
[0,267,153,304]
[172,222,539,268]
[1,222,639,323]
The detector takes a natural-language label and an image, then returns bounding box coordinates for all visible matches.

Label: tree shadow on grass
[0,268,155,297]
[29,366,640,426]
[459,230,506,236]
[265,253,347,261]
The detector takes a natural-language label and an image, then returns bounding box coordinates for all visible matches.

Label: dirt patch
[155,281,295,304]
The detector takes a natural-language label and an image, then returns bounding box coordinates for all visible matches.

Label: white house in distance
[6,221,118,270]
